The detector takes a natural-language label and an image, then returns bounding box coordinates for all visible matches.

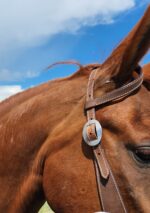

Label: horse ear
[100,6,150,83]
[143,63,150,90]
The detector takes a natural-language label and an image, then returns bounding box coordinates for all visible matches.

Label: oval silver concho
[82,119,102,146]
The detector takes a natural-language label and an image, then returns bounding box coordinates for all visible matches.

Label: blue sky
[0,0,149,100]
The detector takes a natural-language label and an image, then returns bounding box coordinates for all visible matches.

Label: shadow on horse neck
[0,5,150,213]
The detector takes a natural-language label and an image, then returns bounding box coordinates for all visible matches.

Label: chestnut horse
[0,6,150,213]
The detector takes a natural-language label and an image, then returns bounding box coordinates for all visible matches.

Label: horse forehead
[100,88,150,123]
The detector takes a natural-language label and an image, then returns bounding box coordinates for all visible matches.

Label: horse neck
[0,71,90,212]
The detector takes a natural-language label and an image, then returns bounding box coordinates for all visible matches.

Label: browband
[85,66,143,110]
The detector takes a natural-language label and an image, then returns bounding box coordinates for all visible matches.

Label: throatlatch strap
[85,66,143,212]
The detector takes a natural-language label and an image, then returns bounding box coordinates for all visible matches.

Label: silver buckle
[82,119,102,146]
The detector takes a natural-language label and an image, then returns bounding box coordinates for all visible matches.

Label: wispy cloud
[0,85,23,101]
[0,68,39,82]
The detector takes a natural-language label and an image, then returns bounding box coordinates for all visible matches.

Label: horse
[0,5,150,213]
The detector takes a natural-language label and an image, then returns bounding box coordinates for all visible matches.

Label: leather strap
[93,147,127,213]
[94,158,127,213]
[93,147,109,180]
[85,67,143,110]
[85,66,143,212]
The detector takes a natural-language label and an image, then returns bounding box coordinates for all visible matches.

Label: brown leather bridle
[47,61,143,212]
[83,66,143,213]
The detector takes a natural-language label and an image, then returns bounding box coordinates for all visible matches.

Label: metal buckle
[82,119,102,146]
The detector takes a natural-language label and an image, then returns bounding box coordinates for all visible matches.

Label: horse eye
[133,147,150,164]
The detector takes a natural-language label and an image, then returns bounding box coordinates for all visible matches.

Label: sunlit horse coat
[0,5,150,213]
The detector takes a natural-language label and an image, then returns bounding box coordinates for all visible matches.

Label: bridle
[47,61,143,212]
[83,66,143,213]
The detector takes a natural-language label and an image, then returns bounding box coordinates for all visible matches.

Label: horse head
[84,6,150,212]
[41,6,150,213]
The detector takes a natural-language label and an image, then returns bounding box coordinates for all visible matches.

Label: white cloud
[2,0,148,82]
[0,85,23,101]
[0,0,136,54]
